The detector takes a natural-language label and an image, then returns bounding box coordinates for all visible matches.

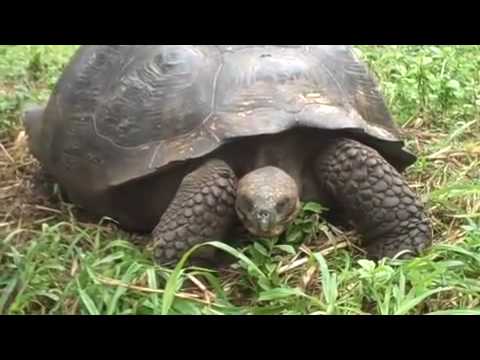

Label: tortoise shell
[33,45,414,214]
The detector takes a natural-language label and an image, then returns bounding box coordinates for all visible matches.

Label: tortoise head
[235,167,300,238]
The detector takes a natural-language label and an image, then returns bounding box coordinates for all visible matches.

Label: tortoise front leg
[150,159,238,266]
[314,138,432,260]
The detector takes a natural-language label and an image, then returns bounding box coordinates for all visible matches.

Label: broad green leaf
[275,245,296,255]
[253,242,269,257]
[303,202,325,214]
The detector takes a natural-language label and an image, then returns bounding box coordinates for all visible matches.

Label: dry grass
[0,132,54,235]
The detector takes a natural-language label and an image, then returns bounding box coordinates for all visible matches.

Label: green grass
[1,45,479,315]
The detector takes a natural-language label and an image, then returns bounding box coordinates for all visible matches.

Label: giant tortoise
[23,45,432,265]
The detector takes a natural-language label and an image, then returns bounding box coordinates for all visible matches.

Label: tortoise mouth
[238,200,301,238]
[246,224,286,238]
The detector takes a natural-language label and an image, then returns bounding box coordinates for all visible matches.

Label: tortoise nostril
[257,210,270,219]
[256,210,273,232]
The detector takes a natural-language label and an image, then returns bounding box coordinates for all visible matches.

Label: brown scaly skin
[150,160,237,266]
[314,138,432,259]
[150,138,432,265]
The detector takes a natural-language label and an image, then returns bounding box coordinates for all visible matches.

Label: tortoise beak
[254,209,278,236]
[257,211,273,232]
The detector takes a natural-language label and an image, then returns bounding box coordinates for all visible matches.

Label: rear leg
[23,104,45,162]
[22,104,71,202]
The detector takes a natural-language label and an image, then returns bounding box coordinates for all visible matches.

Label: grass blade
[77,281,100,315]
[0,277,19,314]
[427,309,480,315]
[313,252,338,313]
[161,241,267,315]
[207,241,266,279]
[395,287,452,315]
[106,263,141,315]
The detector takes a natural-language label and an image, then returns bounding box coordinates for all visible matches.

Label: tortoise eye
[238,196,254,212]
[276,197,290,212]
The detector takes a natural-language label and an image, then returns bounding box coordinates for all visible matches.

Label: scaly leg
[150,159,238,266]
[315,138,432,259]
